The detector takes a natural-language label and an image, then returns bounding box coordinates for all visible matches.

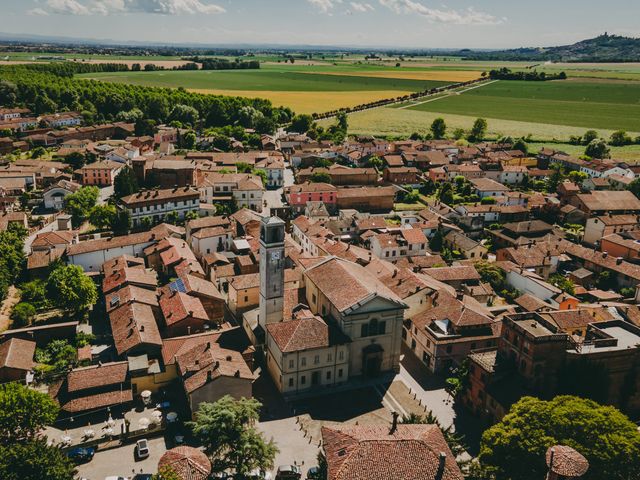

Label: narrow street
[261,161,295,215]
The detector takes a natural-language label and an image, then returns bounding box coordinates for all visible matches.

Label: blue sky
[3,0,639,49]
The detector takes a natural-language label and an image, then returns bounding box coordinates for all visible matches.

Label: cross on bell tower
[259,215,285,328]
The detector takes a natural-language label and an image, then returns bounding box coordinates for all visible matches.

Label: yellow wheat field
[187,89,410,114]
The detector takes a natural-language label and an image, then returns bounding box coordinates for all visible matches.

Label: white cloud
[44,0,92,15]
[36,0,225,16]
[308,0,343,14]
[379,0,503,25]
[27,7,50,16]
[350,2,374,12]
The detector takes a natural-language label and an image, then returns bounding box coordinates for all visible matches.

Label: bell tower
[259,216,285,328]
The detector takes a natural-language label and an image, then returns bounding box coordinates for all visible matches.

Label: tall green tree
[479,395,640,480]
[469,118,488,142]
[585,138,610,159]
[430,117,447,139]
[0,383,59,443]
[63,151,86,170]
[113,165,139,199]
[111,209,132,236]
[0,224,26,301]
[46,265,97,313]
[188,396,278,475]
[610,130,631,146]
[0,438,76,480]
[64,186,99,228]
[582,130,598,145]
[290,114,313,133]
[88,204,117,230]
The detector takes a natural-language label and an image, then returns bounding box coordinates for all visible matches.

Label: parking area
[76,436,169,480]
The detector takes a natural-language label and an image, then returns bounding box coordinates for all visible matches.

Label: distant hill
[463,34,640,62]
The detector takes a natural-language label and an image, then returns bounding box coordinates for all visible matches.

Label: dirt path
[0,286,20,332]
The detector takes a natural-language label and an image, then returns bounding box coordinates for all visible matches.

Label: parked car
[66,447,96,464]
[275,465,301,480]
[135,439,150,459]
[306,467,321,480]
[132,475,153,480]
[105,477,128,480]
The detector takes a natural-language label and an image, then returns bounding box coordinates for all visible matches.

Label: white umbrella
[84,429,95,438]
[138,417,150,428]
[151,410,163,421]
[141,390,152,399]
[107,415,115,427]
[166,412,178,423]
[104,427,114,436]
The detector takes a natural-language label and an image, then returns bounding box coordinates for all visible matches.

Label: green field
[401,79,640,132]
[79,69,449,92]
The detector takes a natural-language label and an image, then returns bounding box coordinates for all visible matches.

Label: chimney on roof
[205,342,211,350]
[392,269,398,278]
[456,291,464,301]
[140,325,145,332]
[215,360,220,369]
[234,369,240,377]
[206,370,212,382]
[617,257,623,265]
[389,411,399,435]
[603,252,608,258]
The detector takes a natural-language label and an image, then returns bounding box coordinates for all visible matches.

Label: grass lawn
[404,80,640,132]
[333,105,640,143]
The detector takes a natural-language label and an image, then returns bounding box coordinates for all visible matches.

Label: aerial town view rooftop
[0,1,639,480]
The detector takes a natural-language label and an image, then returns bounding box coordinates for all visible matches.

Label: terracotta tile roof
[546,445,589,477]
[304,257,406,314]
[60,388,132,413]
[400,228,427,245]
[577,190,640,212]
[159,289,208,326]
[102,254,145,276]
[355,217,388,231]
[27,248,64,270]
[158,446,212,480]
[0,338,35,371]
[539,308,616,332]
[66,361,128,393]
[109,302,162,356]
[187,215,231,231]
[229,273,260,291]
[180,274,224,300]
[31,230,75,249]
[105,284,159,313]
[337,186,395,199]
[67,225,172,256]
[321,424,464,480]
[412,291,494,330]
[102,267,157,294]
[175,342,254,393]
[121,187,199,207]
[424,265,480,283]
[514,293,553,312]
[191,225,231,239]
[369,265,436,300]
[469,178,509,192]
[287,182,337,194]
[267,310,350,353]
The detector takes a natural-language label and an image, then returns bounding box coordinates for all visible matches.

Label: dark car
[306,467,321,480]
[132,474,153,480]
[66,447,96,464]
[275,465,301,480]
